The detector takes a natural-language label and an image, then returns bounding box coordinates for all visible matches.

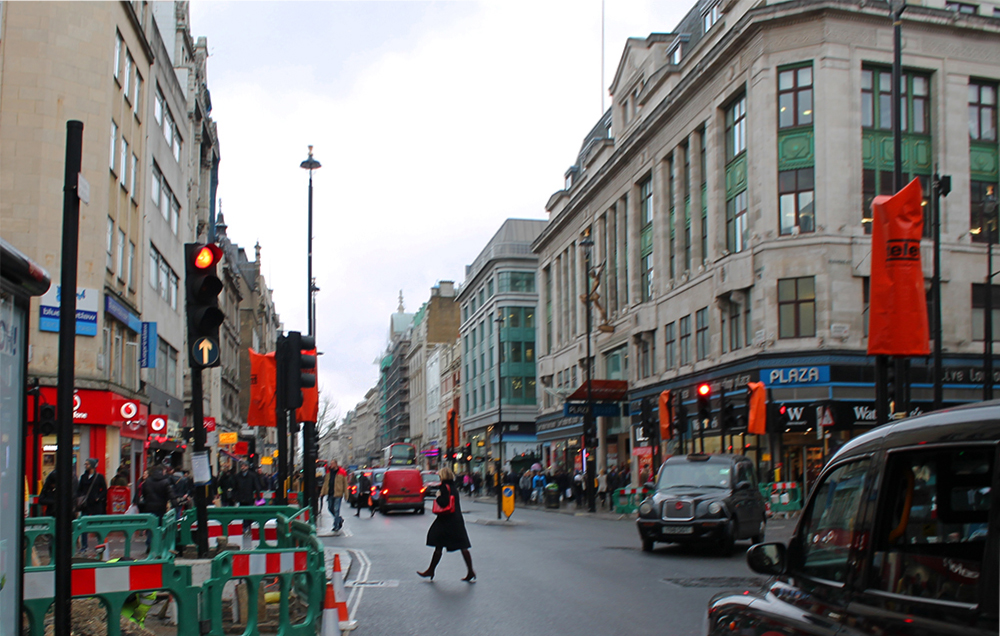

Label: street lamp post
[931,172,951,410]
[300,147,321,516]
[580,232,597,513]
[984,188,997,400]
[495,309,504,520]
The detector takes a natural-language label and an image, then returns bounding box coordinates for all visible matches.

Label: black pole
[31,379,41,506]
[932,172,946,410]
[890,1,910,418]
[496,310,503,519]
[583,241,596,513]
[190,368,210,557]
[307,170,314,337]
[54,120,83,636]
[276,333,288,505]
[986,207,994,401]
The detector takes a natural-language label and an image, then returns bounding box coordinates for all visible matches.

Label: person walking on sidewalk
[597,469,609,509]
[232,460,260,533]
[531,470,546,504]
[77,458,108,550]
[417,466,475,582]
[354,471,372,517]
[322,460,347,532]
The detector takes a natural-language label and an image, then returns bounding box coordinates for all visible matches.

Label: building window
[726,190,748,253]
[640,176,654,302]
[778,65,813,129]
[970,81,998,141]
[725,95,747,160]
[169,271,178,310]
[971,183,998,244]
[133,74,142,116]
[113,31,122,81]
[862,172,930,236]
[778,276,816,338]
[106,217,115,270]
[683,145,692,271]
[862,68,930,134]
[119,138,128,187]
[167,346,178,395]
[154,86,163,126]
[123,53,133,102]
[127,241,135,290]
[129,153,138,196]
[946,1,978,13]
[668,157,676,279]
[109,121,117,172]
[779,168,815,235]
[695,307,709,361]
[700,129,708,265]
[703,3,720,32]
[498,271,535,293]
[679,314,692,366]
[639,338,651,379]
[729,301,742,351]
[664,321,676,370]
[972,283,1000,341]
[670,47,681,66]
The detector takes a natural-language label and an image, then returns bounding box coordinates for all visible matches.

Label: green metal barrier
[21,558,198,636]
[767,482,803,513]
[24,511,175,564]
[613,487,649,514]
[177,506,302,550]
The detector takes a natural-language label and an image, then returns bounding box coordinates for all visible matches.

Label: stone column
[654,156,670,295]
[690,131,705,267]
[627,185,641,306]
[704,115,721,262]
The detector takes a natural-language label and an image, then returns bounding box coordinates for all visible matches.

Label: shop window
[868,446,993,605]
[778,276,816,339]
[970,182,998,244]
[971,283,1000,341]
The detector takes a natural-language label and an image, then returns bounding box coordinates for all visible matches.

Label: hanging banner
[248,349,276,427]
[658,390,672,441]
[867,178,929,356]
[747,382,768,435]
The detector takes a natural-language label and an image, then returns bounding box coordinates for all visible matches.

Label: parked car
[377,468,425,514]
[421,470,441,499]
[636,453,766,555]
[707,401,1000,636]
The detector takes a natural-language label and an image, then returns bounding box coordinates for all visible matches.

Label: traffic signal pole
[190,368,210,557]
[276,333,288,505]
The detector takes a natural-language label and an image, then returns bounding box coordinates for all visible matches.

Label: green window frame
[725,93,749,254]
[640,176,654,301]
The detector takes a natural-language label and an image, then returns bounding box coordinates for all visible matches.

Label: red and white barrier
[231,551,308,577]
[331,554,356,631]
[24,563,164,600]
[192,519,279,549]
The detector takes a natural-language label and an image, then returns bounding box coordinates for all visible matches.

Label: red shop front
[26,388,148,496]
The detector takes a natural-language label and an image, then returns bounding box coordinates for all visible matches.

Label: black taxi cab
[707,401,999,636]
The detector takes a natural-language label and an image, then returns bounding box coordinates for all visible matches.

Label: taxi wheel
[719,519,736,556]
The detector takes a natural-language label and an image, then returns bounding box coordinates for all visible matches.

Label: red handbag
[432,486,455,514]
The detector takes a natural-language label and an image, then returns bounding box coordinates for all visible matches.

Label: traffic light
[465,443,472,462]
[696,383,711,424]
[184,243,224,368]
[675,399,688,435]
[720,387,735,431]
[776,403,790,428]
[282,331,316,411]
[38,403,56,436]
[640,398,653,439]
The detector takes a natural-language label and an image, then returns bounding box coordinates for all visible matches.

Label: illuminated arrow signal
[192,337,219,368]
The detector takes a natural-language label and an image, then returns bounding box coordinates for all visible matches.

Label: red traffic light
[697,383,711,396]
[193,245,219,269]
[779,404,787,415]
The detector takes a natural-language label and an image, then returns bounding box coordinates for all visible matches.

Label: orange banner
[657,390,672,441]
[747,382,767,435]
[295,349,318,423]
[248,349,276,427]
[867,178,929,356]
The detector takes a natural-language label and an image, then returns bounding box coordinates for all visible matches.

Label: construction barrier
[767,481,803,514]
[614,487,649,514]
[21,558,199,636]
[24,510,176,564]
[178,505,301,551]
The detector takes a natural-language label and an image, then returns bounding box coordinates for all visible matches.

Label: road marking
[345,549,370,620]
[345,580,398,588]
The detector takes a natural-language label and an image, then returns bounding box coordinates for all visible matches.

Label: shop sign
[563,402,621,417]
[761,365,830,386]
[632,446,653,457]
[104,295,141,333]
[204,417,216,432]
[39,286,98,336]
[140,322,157,368]
[233,441,248,455]
[117,398,147,440]
[536,416,582,433]
[219,432,238,445]
[149,415,167,434]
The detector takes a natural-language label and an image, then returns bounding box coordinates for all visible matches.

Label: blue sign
[38,286,98,336]
[563,402,622,418]
[140,322,157,368]
[761,365,830,386]
[105,295,142,333]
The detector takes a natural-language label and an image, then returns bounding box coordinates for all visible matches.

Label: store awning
[567,380,628,402]
[146,437,185,453]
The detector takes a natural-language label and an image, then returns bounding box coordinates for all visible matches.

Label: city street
[319,499,796,636]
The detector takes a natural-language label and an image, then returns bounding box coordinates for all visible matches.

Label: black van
[707,401,999,636]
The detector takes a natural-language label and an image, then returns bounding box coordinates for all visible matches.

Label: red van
[377,468,425,514]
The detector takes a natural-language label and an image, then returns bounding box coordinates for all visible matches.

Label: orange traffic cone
[321,583,341,636]
[331,555,357,631]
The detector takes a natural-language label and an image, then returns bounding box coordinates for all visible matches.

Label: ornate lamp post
[580,231,597,512]
[300,146,321,515]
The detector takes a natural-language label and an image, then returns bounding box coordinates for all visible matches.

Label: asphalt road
[320,498,798,636]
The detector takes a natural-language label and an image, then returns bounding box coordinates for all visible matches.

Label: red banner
[657,390,672,441]
[248,349,276,427]
[747,382,768,435]
[867,178,929,356]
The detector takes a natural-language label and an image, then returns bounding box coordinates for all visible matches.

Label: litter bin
[544,484,561,509]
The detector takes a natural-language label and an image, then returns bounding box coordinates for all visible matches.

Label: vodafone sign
[120,402,138,419]
[29,388,147,439]
[149,416,167,434]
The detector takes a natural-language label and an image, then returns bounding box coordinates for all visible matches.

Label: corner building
[534,0,999,490]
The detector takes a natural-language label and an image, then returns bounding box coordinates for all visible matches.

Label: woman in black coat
[417,466,475,582]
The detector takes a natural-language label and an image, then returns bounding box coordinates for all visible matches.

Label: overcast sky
[189,0,688,421]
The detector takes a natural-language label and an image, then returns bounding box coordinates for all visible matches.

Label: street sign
[219,431,238,445]
[192,336,220,367]
[563,402,621,418]
[149,416,167,434]
[204,416,216,432]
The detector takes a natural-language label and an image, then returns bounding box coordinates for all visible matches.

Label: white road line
[345,548,370,620]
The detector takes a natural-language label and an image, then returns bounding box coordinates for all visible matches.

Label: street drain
[663,577,766,588]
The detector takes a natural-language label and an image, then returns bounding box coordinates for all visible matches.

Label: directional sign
[192,336,220,368]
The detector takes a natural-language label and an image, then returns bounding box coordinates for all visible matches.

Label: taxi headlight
[638,501,654,516]
[708,502,723,515]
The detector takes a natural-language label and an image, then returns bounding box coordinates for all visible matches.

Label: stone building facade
[534,0,1000,490]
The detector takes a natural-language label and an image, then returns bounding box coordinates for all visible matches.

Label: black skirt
[425,481,471,551]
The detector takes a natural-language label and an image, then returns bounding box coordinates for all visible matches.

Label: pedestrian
[322,460,347,532]
[597,468,608,509]
[531,470,546,503]
[39,469,78,517]
[76,458,108,549]
[218,464,235,506]
[110,465,130,488]
[519,469,532,504]
[138,464,178,548]
[231,460,260,532]
[354,471,372,517]
[173,470,193,510]
[416,466,475,582]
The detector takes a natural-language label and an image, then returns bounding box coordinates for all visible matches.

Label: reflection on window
[798,460,869,583]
